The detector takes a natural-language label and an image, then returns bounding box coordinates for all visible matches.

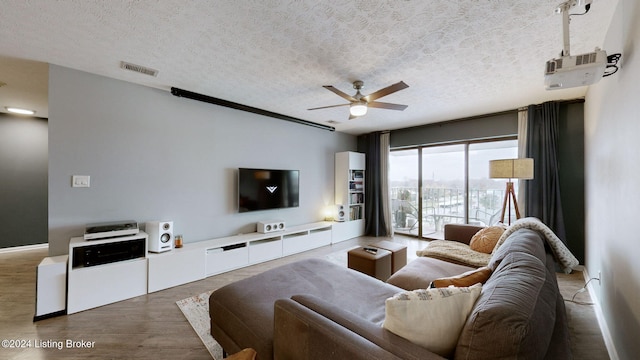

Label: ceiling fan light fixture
[350,101,368,117]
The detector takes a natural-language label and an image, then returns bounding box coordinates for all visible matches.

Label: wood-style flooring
[0,235,609,359]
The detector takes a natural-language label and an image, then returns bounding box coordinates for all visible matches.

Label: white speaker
[335,204,346,222]
[146,221,174,253]
[257,220,286,233]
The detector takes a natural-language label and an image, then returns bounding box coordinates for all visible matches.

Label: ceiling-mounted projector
[544,0,615,90]
[544,48,607,90]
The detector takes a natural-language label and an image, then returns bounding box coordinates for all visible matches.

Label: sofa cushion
[454,251,556,359]
[469,226,504,253]
[383,284,482,358]
[488,228,547,270]
[430,266,492,288]
[387,256,476,290]
[209,258,403,360]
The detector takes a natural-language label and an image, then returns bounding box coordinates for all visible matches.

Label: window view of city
[390,140,518,239]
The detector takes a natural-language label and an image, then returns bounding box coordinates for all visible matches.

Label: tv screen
[238,168,299,212]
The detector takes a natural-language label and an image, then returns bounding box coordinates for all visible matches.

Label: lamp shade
[489,158,534,179]
[349,101,368,116]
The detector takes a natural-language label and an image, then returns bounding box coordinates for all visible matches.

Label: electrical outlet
[598,271,602,285]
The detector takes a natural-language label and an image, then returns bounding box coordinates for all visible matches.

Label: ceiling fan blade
[308,103,350,111]
[363,81,409,102]
[323,85,357,102]
[367,101,408,111]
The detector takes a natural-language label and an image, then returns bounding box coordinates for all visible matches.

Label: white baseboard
[0,243,48,254]
[581,267,619,360]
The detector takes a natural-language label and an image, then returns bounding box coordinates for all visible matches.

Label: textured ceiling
[0,0,617,134]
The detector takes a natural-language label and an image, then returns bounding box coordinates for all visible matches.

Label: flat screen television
[238,168,300,212]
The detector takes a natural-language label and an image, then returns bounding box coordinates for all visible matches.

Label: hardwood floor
[0,235,608,359]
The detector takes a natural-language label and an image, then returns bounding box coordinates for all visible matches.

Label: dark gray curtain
[526,102,567,243]
[361,132,388,236]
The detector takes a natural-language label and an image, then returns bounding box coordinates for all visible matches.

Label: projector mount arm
[555,0,592,56]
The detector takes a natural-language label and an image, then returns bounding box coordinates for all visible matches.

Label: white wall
[584,0,640,357]
[48,65,356,256]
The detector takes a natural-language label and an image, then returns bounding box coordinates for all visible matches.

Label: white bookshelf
[334,151,366,242]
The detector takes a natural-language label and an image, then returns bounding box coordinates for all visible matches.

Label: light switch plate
[72,175,90,188]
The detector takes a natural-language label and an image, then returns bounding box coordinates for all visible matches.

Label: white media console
[41,220,365,317]
[147,221,333,292]
[55,222,339,316]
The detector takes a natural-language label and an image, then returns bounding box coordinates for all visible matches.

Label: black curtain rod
[170,87,335,132]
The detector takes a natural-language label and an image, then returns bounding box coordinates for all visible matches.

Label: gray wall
[48,65,356,256]
[0,113,48,248]
[584,0,640,357]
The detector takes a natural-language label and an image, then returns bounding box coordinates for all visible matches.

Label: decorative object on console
[489,158,534,225]
[174,234,183,248]
[146,221,174,253]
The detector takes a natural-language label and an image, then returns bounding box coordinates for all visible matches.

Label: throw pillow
[224,348,257,360]
[430,266,492,288]
[382,284,482,357]
[469,226,505,253]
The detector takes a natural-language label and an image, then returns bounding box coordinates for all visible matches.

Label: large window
[390,139,517,238]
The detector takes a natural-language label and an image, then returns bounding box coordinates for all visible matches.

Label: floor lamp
[489,158,534,225]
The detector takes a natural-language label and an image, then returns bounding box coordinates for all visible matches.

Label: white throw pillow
[382,283,482,357]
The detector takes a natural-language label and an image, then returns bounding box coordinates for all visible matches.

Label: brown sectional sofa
[208,224,571,359]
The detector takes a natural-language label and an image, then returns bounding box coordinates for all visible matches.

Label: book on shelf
[350,193,364,204]
[350,205,363,220]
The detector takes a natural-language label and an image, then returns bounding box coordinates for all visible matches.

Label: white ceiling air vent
[120,61,158,77]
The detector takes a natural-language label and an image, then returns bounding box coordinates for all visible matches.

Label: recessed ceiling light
[5,107,36,115]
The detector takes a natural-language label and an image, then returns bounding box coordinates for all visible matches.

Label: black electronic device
[72,238,146,269]
[84,220,139,240]
[238,168,299,212]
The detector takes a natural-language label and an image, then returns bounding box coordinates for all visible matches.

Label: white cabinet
[249,237,283,263]
[205,243,249,276]
[62,221,334,308]
[147,247,205,293]
[282,224,332,256]
[67,233,148,314]
[334,151,366,242]
[35,255,68,320]
[146,222,333,282]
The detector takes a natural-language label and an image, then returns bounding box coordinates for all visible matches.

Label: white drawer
[249,237,282,264]
[205,243,249,276]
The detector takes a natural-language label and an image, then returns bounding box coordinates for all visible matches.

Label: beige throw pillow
[431,266,492,288]
[383,284,482,357]
[469,226,505,253]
